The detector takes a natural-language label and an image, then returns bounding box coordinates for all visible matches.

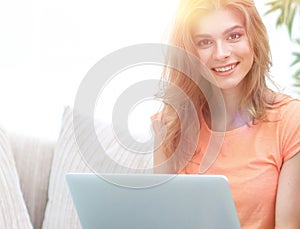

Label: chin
[216,81,242,91]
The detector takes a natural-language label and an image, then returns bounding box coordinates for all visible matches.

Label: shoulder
[274,94,300,124]
[272,94,300,161]
[273,93,300,112]
[278,95,300,124]
[265,93,300,120]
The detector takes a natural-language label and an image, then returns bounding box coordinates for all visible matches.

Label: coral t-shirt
[179,96,300,228]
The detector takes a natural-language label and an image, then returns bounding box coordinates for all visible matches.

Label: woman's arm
[275,152,300,228]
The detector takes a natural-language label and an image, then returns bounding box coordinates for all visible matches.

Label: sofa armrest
[9,133,55,229]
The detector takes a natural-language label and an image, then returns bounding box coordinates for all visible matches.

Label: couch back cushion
[10,133,55,229]
[0,125,33,228]
[42,107,153,229]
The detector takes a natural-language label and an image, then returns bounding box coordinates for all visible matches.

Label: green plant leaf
[292,68,300,81]
[264,0,299,37]
[291,52,300,67]
[287,4,299,38]
[287,6,296,37]
[264,4,281,15]
[265,0,300,88]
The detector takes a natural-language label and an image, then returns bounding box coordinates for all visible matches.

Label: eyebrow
[223,25,244,35]
[194,25,245,38]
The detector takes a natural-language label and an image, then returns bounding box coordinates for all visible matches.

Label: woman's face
[192,8,254,92]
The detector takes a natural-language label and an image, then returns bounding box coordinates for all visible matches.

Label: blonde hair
[157,0,274,172]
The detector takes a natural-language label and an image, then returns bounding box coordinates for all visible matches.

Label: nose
[213,41,230,60]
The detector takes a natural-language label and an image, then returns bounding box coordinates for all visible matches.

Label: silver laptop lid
[66,173,241,229]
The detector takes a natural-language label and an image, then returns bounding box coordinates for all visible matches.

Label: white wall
[0,0,298,141]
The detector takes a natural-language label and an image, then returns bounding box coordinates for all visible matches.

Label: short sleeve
[279,99,300,162]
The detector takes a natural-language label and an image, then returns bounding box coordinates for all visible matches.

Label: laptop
[66,173,241,229]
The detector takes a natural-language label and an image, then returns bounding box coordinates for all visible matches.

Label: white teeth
[214,64,236,72]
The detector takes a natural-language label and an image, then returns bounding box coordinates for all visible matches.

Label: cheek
[239,42,253,59]
[242,47,254,68]
[196,51,210,66]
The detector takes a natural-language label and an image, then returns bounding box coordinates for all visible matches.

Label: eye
[196,39,213,48]
[228,33,241,40]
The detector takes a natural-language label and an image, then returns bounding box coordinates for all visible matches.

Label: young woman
[152,0,300,228]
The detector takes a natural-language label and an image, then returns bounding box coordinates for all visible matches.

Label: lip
[211,62,239,76]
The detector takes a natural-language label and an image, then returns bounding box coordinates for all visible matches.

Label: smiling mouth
[212,62,239,73]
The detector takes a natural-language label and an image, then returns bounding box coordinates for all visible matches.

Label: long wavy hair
[156,0,274,172]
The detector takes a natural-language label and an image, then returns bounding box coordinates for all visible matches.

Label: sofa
[1,106,153,229]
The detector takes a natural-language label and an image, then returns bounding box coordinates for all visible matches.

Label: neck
[203,87,251,131]
[222,88,243,116]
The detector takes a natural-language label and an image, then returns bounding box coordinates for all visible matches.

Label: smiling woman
[0,0,299,228]
[152,0,300,228]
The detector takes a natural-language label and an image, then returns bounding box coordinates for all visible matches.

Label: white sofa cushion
[42,107,153,228]
[10,133,55,229]
[0,125,33,228]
